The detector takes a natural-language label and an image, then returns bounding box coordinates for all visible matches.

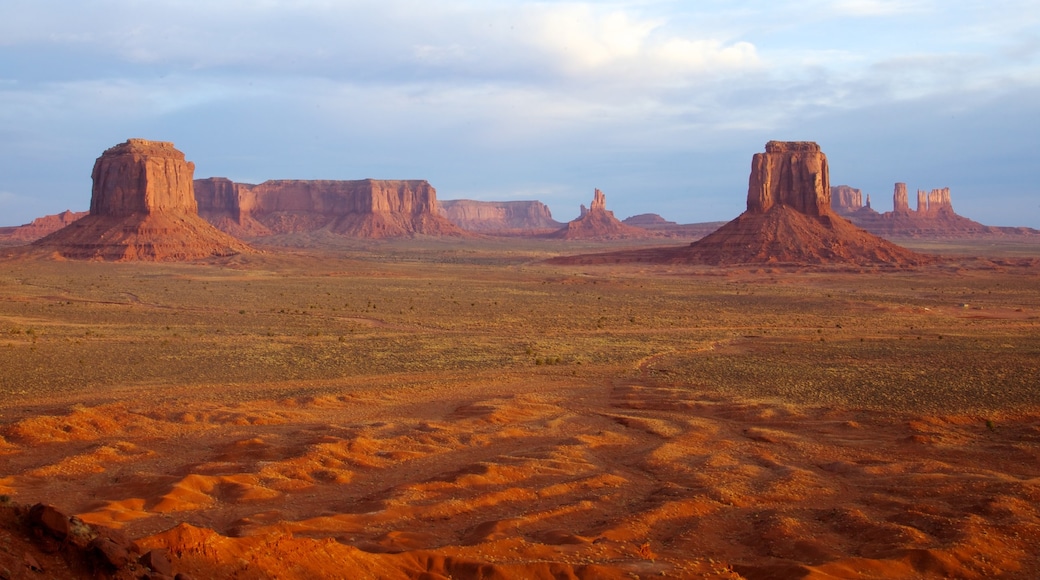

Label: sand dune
[2,375,1038,579]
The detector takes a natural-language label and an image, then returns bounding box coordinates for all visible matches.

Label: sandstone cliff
[551,142,931,266]
[837,183,1019,238]
[893,182,911,215]
[550,189,649,240]
[831,185,863,215]
[747,142,830,217]
[33,139,252,261]
[0,210,86,243]
[195,178,464,239]
[437,199,561,233]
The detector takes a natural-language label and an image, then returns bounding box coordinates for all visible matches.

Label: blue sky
[1,0,1038,227]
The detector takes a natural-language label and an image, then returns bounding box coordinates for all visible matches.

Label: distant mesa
[551,141,933,266]
[195,178,465,239]
[830,182,1037,237]
[32,139,252,261]
[549,189,649,240]
[0,209,86,243]
[622,213,677,228]
[437,199,561,234]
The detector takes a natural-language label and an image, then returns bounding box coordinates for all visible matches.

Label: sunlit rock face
[90,139,198,217]
[33,139,252,261]
[746,141,831,217]
[194,178,465,238]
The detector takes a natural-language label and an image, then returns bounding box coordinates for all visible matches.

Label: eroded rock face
[552,141,931,266]
[747,141,830,217]
[437,200,560,233]
[33,139,252,260]
[551,189,649,240]
[893,183,910,214]
[0,210,86,242]
[925,187,954,216]
[831,185,863,215]
[832,182,1023,237]
[90,139,198,217]
[195,178,464,238]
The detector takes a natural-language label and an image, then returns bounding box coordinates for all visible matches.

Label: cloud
[827,0,929,17]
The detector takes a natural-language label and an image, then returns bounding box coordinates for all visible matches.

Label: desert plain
[1,237,1039,579]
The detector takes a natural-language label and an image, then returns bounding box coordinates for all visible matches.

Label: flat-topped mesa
[893,183,911,214]
[90,139,198,217]
[747,140,830,216]
[831,185,863,215]
[193,178,465,238]
[437,200,561,233]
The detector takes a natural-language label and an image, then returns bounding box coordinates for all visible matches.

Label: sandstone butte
[31,139,253,261]
[831,182,1039,237]
[194,177,465,239]
[550,141,933,266]
[436,199,561,234]
[550,189,650,240]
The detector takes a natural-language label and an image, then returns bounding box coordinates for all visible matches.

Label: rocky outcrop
[195,178,465,238]
[836,183,1028,238]
[831,185,863,215]
[33,139,252,260]
[893,183,910,215]
[925,187,954,217]
[551,141,931,266]
[437,199,561,233]
[747,141,830,217]
[0,210,86,242]
[89,139,199,216]
[622,213,676,228]
[550,189,649,240]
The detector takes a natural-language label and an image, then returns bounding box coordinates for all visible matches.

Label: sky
[1,0,1038,228]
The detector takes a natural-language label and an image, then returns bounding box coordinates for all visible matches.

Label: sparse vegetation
[0,239,1036,414]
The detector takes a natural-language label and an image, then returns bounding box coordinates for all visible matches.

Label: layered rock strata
[831,185,863,215]
[437,199,561,233]
[33,139,252,260]
[195,178,464,238]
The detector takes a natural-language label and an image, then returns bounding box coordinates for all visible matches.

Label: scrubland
[1,237,1038,579]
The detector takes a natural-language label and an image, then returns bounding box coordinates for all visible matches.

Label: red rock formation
[551,142,931,266]
[550,189,649,240]
[437,199,561,233]
[622,213,677,228]
[195,178,464,238]
[0,210,87,242]
[195,177,272,237]
[830,185,863,215]
[916,190,929,216]
[89,139,198,216]
[839,183,1027,238]
[893,183,910,215]
[747,141,830,217]
[927,187,954,216]
[33,139,252,261]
